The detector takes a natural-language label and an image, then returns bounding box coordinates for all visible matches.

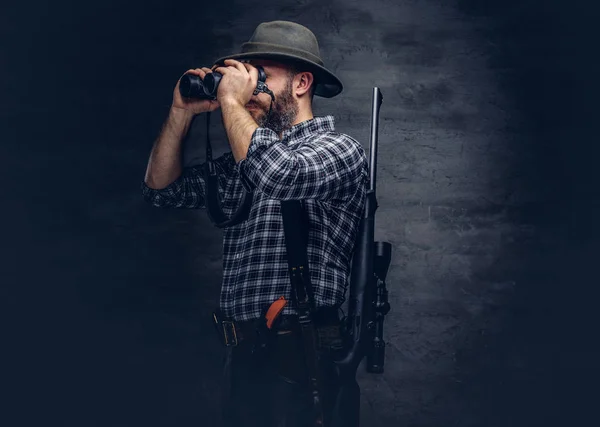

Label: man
[141,21,369,427]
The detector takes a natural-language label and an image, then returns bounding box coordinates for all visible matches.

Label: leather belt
[213,307,340,347]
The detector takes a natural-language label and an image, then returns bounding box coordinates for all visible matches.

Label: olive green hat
[213,20,343,98]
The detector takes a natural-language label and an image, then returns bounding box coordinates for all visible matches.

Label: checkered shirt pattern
[141,115,369,321]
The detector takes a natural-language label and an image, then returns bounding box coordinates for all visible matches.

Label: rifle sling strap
[280,199,325,426]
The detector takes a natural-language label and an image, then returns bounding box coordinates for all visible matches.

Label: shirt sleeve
[141,151,235,208]
[237,127,368,202]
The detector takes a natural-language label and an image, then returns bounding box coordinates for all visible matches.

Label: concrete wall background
[3,0,598,426]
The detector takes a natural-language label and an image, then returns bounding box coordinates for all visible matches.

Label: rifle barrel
[369,87,383,194]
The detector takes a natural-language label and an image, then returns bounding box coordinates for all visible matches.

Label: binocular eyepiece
[179,65,268,100]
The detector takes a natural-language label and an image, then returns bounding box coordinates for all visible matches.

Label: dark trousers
[220,322,344,427]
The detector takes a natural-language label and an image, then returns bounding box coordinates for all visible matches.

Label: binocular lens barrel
[178,73,222,100]
[179,74,205,99]
[202,73,222,97]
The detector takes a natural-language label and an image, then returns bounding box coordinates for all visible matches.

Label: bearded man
[141,20,369,427]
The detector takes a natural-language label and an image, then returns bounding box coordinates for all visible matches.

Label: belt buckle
[222,320,238,347]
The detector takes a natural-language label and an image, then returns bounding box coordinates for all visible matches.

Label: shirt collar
[281,115,336,142]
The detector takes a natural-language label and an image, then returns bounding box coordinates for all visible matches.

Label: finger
[241,62,259,82]
[225,58,247,73]
[181,68,199,78]
[239,61,255,79]
[247,66,259,88]
[192,68,207,78]
[247,64,258,79]
[241,62,254,73]
[195,67,214,78]
[213,66,232,74]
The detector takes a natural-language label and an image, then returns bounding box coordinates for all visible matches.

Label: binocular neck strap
[263,90,275,124]
[267,97,274,123]
[206,110,213,162]
[200,77,275,229]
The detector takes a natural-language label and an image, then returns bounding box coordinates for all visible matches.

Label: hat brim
[213,52,343,98]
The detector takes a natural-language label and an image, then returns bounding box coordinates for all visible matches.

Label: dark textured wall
[3,0,598,426]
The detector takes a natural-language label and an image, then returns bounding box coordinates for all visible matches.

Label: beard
[249,77,299,135]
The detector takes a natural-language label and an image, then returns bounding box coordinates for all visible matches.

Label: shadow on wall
[447,1,600,425]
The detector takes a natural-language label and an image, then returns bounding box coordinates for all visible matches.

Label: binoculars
[179,65,268,100]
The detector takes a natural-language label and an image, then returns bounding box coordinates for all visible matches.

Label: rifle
[331,87,392,427]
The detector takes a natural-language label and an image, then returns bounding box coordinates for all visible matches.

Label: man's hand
[213,59,259,107]
[172,67,221,116]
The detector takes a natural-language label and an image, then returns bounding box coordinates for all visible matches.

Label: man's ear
[295,71,315,96]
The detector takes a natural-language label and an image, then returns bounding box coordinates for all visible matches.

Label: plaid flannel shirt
[141,115,369,321]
